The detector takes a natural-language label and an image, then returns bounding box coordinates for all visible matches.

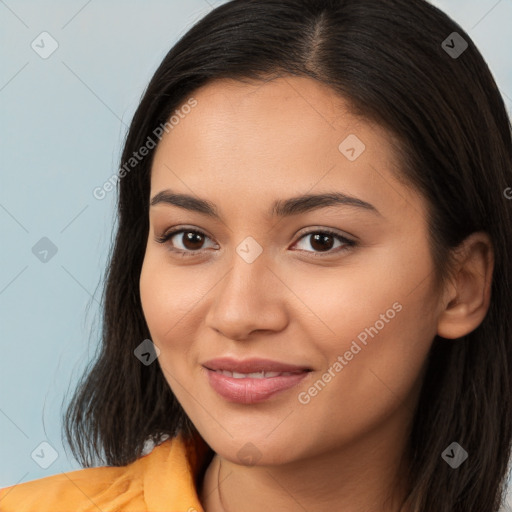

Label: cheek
[289,244,437,398]
[277,249,431,352]
[140,253,199,338]
[139,251,217,378]
[139,257,193,396]
[295,276,436,444]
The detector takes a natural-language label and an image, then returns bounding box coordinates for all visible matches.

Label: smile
[202,361,311,404]
[213,370,299,379]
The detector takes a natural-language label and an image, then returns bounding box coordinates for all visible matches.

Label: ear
[436,231,494,339]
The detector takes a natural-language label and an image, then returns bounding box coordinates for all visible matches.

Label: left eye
[155,228,356,257]
[292,230,356,254]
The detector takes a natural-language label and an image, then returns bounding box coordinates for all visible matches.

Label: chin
[204,433,299,467]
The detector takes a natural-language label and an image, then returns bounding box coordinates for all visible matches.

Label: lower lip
[205,368,310,404]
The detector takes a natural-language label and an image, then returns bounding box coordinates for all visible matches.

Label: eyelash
[154,227,357,258]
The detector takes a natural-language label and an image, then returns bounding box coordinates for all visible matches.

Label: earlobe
[436,232,494,340]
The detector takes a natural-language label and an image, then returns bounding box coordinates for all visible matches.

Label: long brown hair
[63,1,512,510]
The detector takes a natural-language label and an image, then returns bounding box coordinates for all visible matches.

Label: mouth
[211,369,304,378]
[202,357,313,404]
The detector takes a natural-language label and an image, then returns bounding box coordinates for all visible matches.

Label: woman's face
[140,76,444,466]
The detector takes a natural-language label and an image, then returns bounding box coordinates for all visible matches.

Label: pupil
[184,231,203,250]
[311,233,333,252]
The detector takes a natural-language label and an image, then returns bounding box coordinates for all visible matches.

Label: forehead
[149,76,427,224]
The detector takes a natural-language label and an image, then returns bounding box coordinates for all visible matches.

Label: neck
[200,412,413,512]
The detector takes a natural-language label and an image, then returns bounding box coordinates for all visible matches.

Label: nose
[204,254,289,341]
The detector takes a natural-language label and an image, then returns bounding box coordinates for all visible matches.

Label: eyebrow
[150,189,382,219]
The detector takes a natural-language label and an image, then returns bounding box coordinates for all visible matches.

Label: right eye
[155,227,218,256]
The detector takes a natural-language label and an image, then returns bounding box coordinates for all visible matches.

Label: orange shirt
[0,434,212,511]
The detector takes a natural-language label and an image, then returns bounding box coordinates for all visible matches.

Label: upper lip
[202,357,312,373]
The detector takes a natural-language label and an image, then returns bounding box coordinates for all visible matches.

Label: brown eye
[178,231,206,251]
[155,227,356,258]
[293,230,356,255]
[155,228,216,256]
[309,233,336,252]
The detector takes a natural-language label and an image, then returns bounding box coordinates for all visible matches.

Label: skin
[139,76,494,512]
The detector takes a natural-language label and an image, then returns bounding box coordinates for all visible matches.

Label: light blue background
[1,0,511,506]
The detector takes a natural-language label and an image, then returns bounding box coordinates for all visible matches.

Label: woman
[1,0,511,510]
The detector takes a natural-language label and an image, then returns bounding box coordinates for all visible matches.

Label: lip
[202,357,312,404]
[202,357,312,373]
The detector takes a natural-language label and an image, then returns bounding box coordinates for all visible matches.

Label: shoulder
[0,463,141,512]
[0,436,203,512]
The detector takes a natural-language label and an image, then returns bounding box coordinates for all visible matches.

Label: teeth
[247,371,266,378]
[217,370,295,379]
